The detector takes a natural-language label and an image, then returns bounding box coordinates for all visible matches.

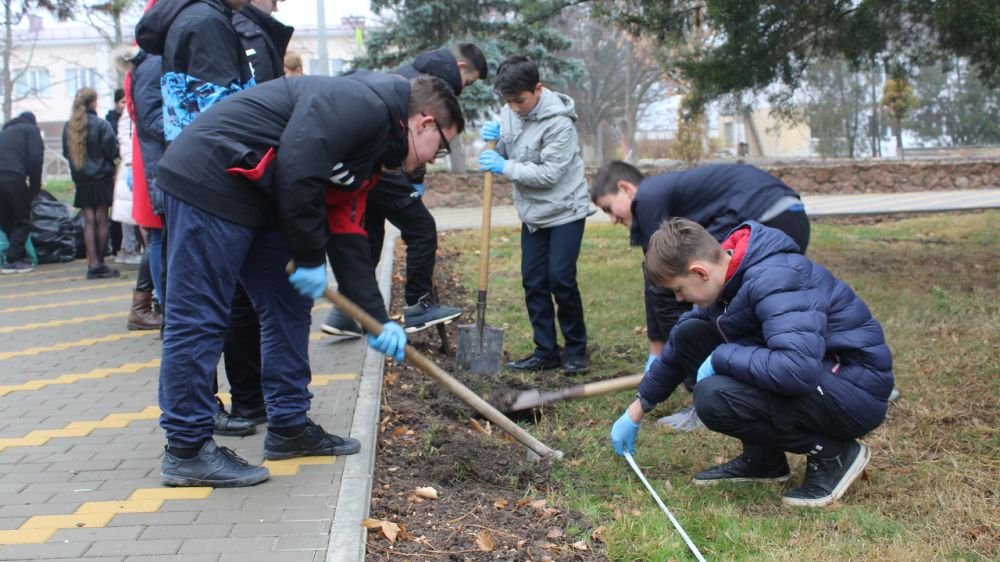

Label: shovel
[456,140,504,376]
[290,263,562,460]
[500,373,643,412]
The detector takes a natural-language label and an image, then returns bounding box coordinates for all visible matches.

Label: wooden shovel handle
[477,140,497,293]
[576,373,644,398]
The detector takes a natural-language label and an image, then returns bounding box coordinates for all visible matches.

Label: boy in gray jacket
[479,55,590,374]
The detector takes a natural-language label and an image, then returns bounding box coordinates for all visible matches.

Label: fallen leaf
[540,508,561,518]
[476,530,496,552]
[361,518,410,544]
[493,498,508,509]
[383,371,400,386]
[571,540,589,551]
[546,527,563,539]
[391,426,408,437]
[591,525,607,542]
[964,524,995,541]
[529,499,547,510]
[470,419,493,436]
[414,486,438,500]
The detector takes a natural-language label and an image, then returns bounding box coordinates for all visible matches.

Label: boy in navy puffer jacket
[611,217,893,508]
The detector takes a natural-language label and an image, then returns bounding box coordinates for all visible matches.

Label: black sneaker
[403,294,462,333]
[563,354,589,374]
[321,307,363,338]
[86,264,120,279]
[213,398,256,436]
[230,405,267,425]
[782,441,870,507]
[263,418,361,460]
[161,440,269,488]
[693,453,791,486]
[1,261,34,274]
[506,354,561,372]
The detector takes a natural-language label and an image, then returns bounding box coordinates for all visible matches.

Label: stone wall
[419,158,1000,209]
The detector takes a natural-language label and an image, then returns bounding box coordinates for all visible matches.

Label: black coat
[135,0,254,142]
[0,119,44,195]
[234,4,294,84]
[130,51,166,214]
[394,48,463,95]
[61,109,118,186]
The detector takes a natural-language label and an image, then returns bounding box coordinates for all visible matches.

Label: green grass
[43,179,75,203]
[440,211,999,561]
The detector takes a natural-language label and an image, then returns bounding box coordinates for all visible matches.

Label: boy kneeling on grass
[611,218,894,507]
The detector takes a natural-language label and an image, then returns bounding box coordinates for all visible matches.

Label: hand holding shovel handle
[291,263,563,460]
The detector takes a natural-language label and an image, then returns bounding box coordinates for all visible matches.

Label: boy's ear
[534,82,544,95]
[617,180,638,197]
[457,60,467,71]
[689,263,711,281]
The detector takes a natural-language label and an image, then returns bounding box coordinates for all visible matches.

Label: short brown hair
[644,217,724,287]
[590,160,644,203]
[409,75,465,134]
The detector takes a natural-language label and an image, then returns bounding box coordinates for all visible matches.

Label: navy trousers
[520,218,588,360]
[675,318,872,460]
[159,194,313,447]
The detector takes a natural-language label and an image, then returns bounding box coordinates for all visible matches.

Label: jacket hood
[526,88,578,122]
[721,221,802,303]
[235,3,295,55]
[136,0,225,55]
[344,70,410,169]
[395,48,463,96]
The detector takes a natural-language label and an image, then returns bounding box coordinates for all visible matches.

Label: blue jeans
[147,227,163,303]
[520,219,588,360]
[159,194,313,447]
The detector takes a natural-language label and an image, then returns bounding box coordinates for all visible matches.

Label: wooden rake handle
[289,263,562,460]
[477,140,497,293]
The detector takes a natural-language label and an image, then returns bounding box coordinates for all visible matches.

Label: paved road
[1,188,997,561]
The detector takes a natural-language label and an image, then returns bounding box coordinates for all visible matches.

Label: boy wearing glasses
[322,43,489,338]
[479,55,591,375]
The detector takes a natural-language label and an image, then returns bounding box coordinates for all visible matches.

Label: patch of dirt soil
[365,240,607,561]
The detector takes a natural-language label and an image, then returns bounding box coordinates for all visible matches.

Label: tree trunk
[448,135,467,173]
[2,0,12,123]
[895,122,904,159]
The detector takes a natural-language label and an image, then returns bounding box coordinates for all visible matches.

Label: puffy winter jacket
[394,48,464,96]
[640,222,894,431]
[135,0,254,142]
[61,108,119,186]
[129,50,165,218]
[234,3,294,84]
[496,88,589,231]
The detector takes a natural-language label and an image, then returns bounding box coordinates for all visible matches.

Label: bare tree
[3,0,77,122]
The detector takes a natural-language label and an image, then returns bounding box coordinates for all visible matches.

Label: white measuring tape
[624,451,707,561]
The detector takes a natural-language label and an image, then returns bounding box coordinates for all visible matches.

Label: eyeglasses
[422,112,451,159]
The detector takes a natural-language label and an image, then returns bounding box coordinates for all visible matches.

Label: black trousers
[647,209,812,342]
[520,219,588,359]
[676,318,870,460]
[0,177,32,264]
[364,178,437,306]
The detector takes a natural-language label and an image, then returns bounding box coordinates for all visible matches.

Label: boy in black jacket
[322,43,488,337]
[0,112,43,274]
[155,72,463,488]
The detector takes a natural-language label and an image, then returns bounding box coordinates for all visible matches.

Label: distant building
[716,107,812,158]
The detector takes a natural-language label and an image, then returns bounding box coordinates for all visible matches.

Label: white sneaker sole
[403,311,461,334]
[693,473,790,486]
[320,324,363,338]
[782,443,871,507]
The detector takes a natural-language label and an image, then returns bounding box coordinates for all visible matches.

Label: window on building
[723,122,736,147]
[66,68,99,96]
[308,58,349,76]
[15,68,51,98]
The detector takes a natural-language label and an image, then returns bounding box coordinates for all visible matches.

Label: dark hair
[114,88,126,103]
[450,42,488,81]
[645,217,724,287]
[590,160,645,203]
[409,75,465,134]
[493,55,539,97]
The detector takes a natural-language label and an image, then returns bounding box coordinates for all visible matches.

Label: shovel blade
[456,323,504,376]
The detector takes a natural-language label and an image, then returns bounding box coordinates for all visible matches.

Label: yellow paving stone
[20,513,115,529]
[0,295,125,313]
[262,456,335,476]
[0,528,57,544]
[0,312,127,334]
[311,373,358,385]
[74,499,164,514]
[0,332,155,360]
[0,360,160,396]
[0,435,50,448]
[129,487,213,500]
[0,281,132,300]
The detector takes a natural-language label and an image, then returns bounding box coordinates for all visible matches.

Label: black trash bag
[72,210,86,259]
[30,190,78,263]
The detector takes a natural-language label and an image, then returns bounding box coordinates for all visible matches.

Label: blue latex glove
[412,183,425,196]
[288,265,327,299]
[367,321,407,362]
[481,121,500,141]
[696,353,716,383]
[479,149,507,175]
[644,353,657,374]
[126,168,133,190]
[611,411,640,456]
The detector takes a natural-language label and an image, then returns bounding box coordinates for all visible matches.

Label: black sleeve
[26,127,44,196]
[134,60,164,141]
[326,232,390,324]
[273,91,387,268]
[100,120,119,162]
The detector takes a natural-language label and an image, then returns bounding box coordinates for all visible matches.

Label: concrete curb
[326,231,398,562]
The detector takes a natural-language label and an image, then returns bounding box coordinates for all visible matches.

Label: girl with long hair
[63,87,120,278]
